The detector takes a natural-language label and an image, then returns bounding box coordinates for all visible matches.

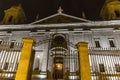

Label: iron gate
[47,50,79,80]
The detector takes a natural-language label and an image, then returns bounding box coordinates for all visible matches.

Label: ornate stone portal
[49,34,68,79]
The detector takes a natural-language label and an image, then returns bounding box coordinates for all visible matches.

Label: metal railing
[89,47,120,80]
[64,52,79,80]
[0,41,22,80]
[2,41,120,80]
[45,48,79,80]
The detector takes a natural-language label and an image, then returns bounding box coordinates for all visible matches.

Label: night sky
[0,0,105,23]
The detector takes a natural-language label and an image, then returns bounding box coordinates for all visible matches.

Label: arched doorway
[49,34,68,79]
[45,33,80,80]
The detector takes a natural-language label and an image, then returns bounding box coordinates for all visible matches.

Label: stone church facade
[0,1,120,80]
[0,11,119,80]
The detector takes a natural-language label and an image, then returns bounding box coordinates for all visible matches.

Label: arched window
[8,16,13,23]
[115,10,120,17]
[34,57,40,71]
[51,35,67,49]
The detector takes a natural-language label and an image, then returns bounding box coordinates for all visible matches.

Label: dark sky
[0,0,105,23]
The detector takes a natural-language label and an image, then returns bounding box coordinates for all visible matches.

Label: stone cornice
[0,20,120,31]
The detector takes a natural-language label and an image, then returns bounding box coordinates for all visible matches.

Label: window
[99,64,105,72]
[9,63,14,68]
[94,38,101,48]
[34,57,40,71]
[0,41,2,44]
[109,38,115,47]
[10,42,14,48]
[95,41,101,48]
[115,64,120,72]
[8,16,13,22]
[115,10,120,17]
[4,62,9,70]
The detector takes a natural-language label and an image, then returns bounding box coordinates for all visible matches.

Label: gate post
[77,42,91,80]
[15,38,34,80]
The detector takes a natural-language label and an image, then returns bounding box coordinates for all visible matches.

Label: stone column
[77,42,91,80]
[15,38,34,80]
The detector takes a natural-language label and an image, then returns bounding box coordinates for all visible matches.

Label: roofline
[60,13,91,22]
[30,13,59,24]
[0,20,120,31]
[30,13,91,25]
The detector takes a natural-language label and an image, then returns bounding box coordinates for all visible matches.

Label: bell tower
[1,4,26,24]
[100,0,120,20]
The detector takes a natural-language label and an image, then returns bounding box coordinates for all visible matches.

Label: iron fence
[89,47,120,80]
[0,41,22,80]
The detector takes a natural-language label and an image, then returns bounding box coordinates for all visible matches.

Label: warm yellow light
[56,63,63,70]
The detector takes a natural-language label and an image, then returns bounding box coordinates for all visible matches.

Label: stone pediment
[30,13,91,24]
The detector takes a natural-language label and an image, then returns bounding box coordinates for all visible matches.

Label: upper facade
[1,0,120,24]
[30,10,90,24]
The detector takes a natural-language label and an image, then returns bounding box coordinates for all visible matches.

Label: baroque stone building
[0,2,120,80]
[0,9,120,80]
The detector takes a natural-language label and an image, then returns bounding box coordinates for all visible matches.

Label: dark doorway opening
[53,57,63,79]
